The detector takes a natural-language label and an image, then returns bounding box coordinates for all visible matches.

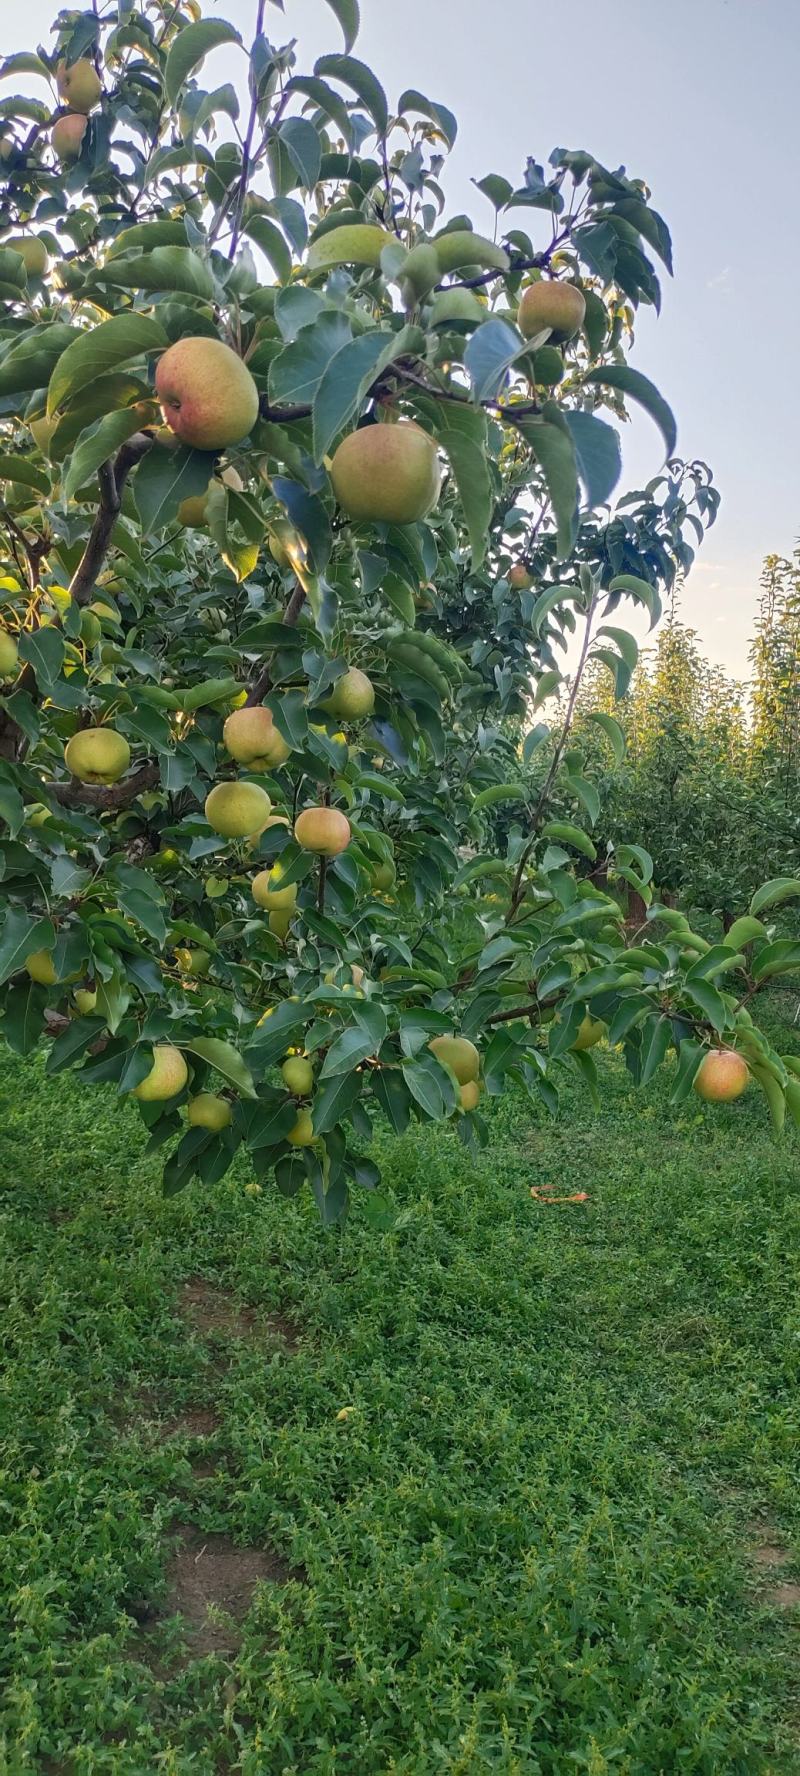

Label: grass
[2,995,800,1773]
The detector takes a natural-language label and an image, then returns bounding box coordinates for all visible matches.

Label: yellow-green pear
[5,235,48,276]
[0,630,18,678]
[287,1107,314,1146]
[223,705,291,769]
[252,863,297,910]
[281,1056,314,1095]
[64,727,130,785]
[132,1044,188,1102]
[517,281,586,343]
[429,1033,480,1085]
[324,667,375,721]
[205,780,271,839]
[571,1014,604,1052]
[187,1092,232,1131]
[25,948,58,986]
[73,988,97,1015]
[694,1048,750,1102]
[56,58,102,113]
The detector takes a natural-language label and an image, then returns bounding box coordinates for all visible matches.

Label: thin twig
[68,434,153,607]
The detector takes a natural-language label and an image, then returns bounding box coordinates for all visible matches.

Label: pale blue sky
[7,0,799,679]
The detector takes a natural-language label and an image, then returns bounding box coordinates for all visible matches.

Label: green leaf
[0,908,55,985]
[531,581,580,637]
[319,1025,376,1078]
[278,118,322,192]
[464,317,522,403]
[311,1067,362,1134]
[563,772,600,827]
[181,1036,257,1098]
[607,573,662,629]
[749,878,800,918]
[313,327,422,464]
[243,216,292,285]
[725,916,766,951]
[164,18,242,105]
[323,0,360,51]
[19,627,65,691]
[616,842,653,885]
[398,88,457,150]
[751,1064,786,1137]
[63,410,143,502]
[426,400,492,568]
[682,978,728,1034]
[563,410,621,509]
[540,821,596,862]
[588,710,625,764]
[372,1067,412,1134]
[104,247,216,300]
[314,53,389,138]
[472,781,526,812]
[532,669,562,709]
[0,325,77,399]
[515,403,578,559]
[639,1013,672,1086]
[134,444,217,533]
[522,723,549,764]
[670,1038,705,1103]
[48,314,167,417]
[583,365,677,459]
[597,625,638,674]
[0,455,49,493]
[269,310,352,409]
[751,941,800,983]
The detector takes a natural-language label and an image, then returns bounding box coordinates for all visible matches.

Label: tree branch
[68,433,153,607]
[46,759,159,811]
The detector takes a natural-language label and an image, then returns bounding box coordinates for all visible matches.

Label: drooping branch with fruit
[0,0,796,1218]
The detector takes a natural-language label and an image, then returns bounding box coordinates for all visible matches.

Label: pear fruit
[694,1049,750,1103]
[56,58,102,113]
[294,806,351,856]
[281,1055,313,1095]
[371,860,395,892]
[187,1092,232,1131]
[64,727,130,785]
[177,465,243,527]
[252,863,297,910]
[205,781,272,839]
[324,667,375,721]
[509,563,533,590]
[223,705,291,769]
[330,421,440,525]
[460,1080,481,1111]
[73,988,97,1016]
[132,1044,188,1102]
[6,236,48,276]
[429,1033,480,1085]
[571,1014,605,1052]
[156,337,259,450]
[517,281,586,343]
[51,114,87,161]
[268,907,293,941]
[287,1107,314,1146]
[25,949,58,986]
[0,630,18,678]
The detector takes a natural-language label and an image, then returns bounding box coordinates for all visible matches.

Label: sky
[5,0,800,682]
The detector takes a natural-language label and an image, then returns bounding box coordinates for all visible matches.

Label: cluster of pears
[428,1033,483,1112]
[51,55,102,164]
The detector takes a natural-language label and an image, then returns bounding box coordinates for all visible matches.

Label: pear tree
[0,0,796,1222]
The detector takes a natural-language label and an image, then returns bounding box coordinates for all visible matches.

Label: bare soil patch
[161,1524,293,1658]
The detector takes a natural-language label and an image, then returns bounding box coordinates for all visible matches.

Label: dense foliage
[0,0,797,1217]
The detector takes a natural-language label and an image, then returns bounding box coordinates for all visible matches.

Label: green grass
[2,998,800,1773]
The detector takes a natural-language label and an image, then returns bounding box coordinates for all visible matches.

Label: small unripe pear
[269,907,293,941]
[571,1015,604,1052]
[0,630,18,678]
[429,1033,480,1085]
[56,58,102,114]
[252,863,297,910]
[5,236,48,276]
[324,667,375,721]
[205,781,272,840]
[281,1055,313,1095]
[509,563,534,590]
[132,1044,188,1102]
[25,948,58,986]
[460,1080,481,1111]
[187,1092,232,1131]
[287,1107,314,1146]
[73,988,97,1016]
